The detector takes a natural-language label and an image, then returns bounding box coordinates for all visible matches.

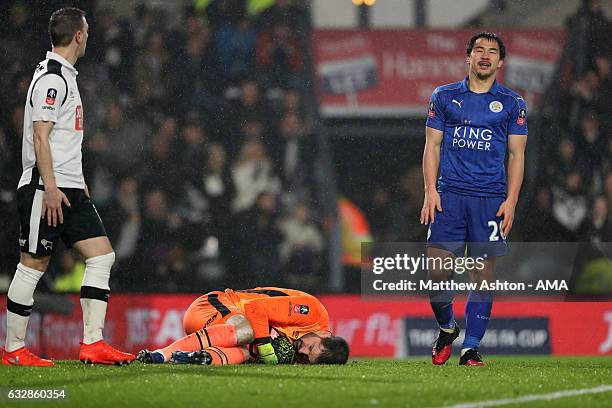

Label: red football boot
[459,348,486,366]
[1,346,54,366]
[79,340,135,365]
[431,325,460,365]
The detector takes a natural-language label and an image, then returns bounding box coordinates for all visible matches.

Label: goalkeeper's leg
[155,314,254,362]
[155,324,239,362]
[205,346,249,365]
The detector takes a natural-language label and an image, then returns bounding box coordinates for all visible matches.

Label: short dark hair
[466,32,506,60]
[315,336,349,364]
[49,8,86,47]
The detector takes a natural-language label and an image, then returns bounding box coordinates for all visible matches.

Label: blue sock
[463,290,493,349]
[429,289,455,329]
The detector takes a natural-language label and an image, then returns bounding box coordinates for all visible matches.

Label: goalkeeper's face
[293,332,331,364]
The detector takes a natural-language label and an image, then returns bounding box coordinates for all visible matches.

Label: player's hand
[496,199,516,238]
[271,336,296,364]
[84,184,90,198]
[42,186,71,227]
[420,190,442,225]
[257,343,279,364]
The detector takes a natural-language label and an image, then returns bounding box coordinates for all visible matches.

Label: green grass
[1,357,611,407]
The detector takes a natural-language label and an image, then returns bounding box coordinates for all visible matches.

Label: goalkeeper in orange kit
[136,287,349,365]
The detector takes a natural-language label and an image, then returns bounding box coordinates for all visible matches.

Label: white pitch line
[437,385,612,408]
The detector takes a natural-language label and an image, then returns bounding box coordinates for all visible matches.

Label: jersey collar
[46,51,78,76]
[461,76,500,95]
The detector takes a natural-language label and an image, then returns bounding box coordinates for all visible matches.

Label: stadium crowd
[362,2,612,248]
[0,0,609,295]
[0,0,326,293]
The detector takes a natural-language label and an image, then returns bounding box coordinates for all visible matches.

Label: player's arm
[31,74,71,227]
[421,126,443,225]
[497,99,528,237]
[497,135,527,237]
[243,296,322,364]
[33,121,71,227]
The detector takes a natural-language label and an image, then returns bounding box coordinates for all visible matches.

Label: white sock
[5,263,44,352]
[80,298,108,344]
[80,252,113,345]
[461,348,472,356]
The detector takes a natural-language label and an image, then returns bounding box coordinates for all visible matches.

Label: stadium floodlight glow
[352,0,377,6]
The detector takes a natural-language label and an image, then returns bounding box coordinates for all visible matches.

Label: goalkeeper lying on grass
[137,287,349,365]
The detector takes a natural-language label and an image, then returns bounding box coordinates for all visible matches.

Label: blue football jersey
[425,77,527,197]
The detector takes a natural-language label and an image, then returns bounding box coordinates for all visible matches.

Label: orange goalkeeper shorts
[183,291,242,335]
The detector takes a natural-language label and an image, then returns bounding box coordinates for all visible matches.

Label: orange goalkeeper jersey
[224,287,330,342]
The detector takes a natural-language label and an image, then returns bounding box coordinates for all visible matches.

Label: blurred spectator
[0,125,20,194]
[273,111,315,208]
[135,189,183,291]
[1,2,36,68]
[256,23,303,89]
[232,139,281,212]
[604,173,612,219]
[367,187,393,242]
[133,31,173,109]
[91,9,134,93]
[84,131,114,210]
[215,18,256,85]
[579,196,612,242]
[98,101,150,176]
[204,0,247,28]
[174,179,211,252]
[224,81,272,155]
[0,126,20,281]
[141,116,182,196]
[569,70,600,112]
[546,138,584,187]
[231,191,282,286]
[202,143,235,235]
[576,111,607,187]
[228,118,264,158]
[256,0,303,29]
[52,252,86,293]
[175,26,220,110]
[565,0,612,73]
[232,80,270,125]
[177,120,208,182]
[592,56,612,128]
[602,140,612,178]
[280,203,324,288]
[386,167,427,242]
[100,175,141,263]
[281,89,305,117]
[132,3,156,49]
[551,171,589,238]
[521,187,569,242]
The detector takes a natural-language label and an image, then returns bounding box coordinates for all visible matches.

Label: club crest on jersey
[517,108,526,125]
[489,101,503,113]
[45,88,57,105]
[428,102,436,118]
[294,305,309,315]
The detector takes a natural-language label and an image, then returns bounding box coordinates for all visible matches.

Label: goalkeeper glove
[271,336,295,364]
[257,343,278,364]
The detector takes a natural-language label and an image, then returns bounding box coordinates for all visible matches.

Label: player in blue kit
[420,32,528,366]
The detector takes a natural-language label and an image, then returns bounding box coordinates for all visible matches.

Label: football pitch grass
[1,357,611,407]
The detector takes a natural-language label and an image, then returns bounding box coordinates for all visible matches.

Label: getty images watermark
[361,242,612,299]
